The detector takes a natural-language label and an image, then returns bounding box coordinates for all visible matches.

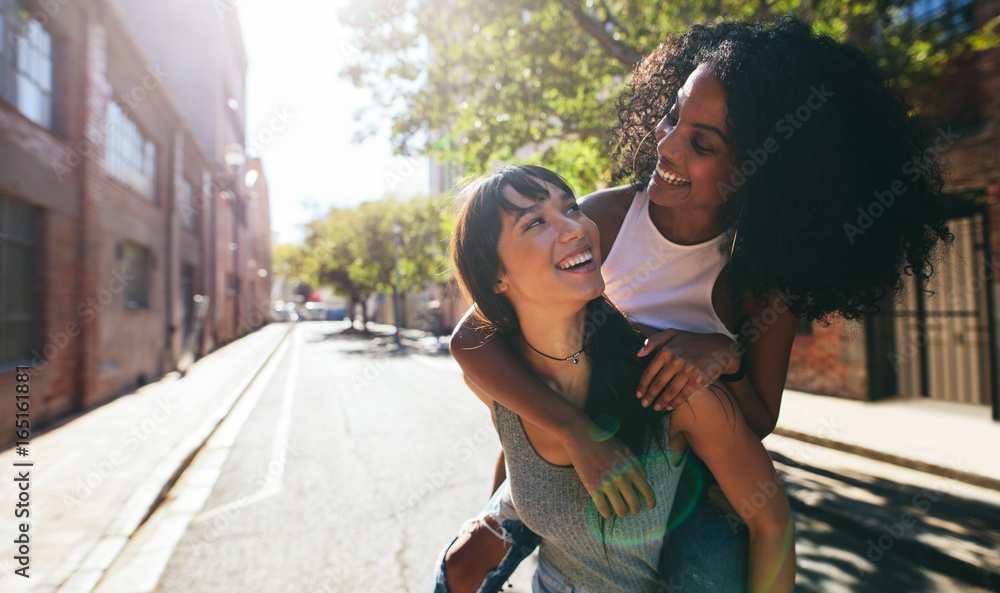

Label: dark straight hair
[450,165,577,336]
[449,165,669,460]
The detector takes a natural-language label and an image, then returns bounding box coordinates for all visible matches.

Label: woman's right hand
[560,419,657,519]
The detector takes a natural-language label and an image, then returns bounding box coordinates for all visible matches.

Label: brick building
[0,0,271,446]
[787,0,1000,421]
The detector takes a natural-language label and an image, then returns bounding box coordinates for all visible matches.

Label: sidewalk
[769,390,1000,589]
[0,321,996,591]
[0,323,293,593]
[773,389,1000,490]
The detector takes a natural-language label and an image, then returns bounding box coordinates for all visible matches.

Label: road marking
[194,326,301,523]
[90,326,297,593]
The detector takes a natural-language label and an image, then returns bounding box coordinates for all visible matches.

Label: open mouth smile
[654,159,691,186]
[556,248,596,272]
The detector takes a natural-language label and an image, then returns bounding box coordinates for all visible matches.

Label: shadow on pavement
[771,450,1000,592]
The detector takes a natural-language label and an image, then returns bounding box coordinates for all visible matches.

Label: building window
[0,1,54,128]
[106,101,157,202]
[178,177,197,230]
[122,242,151,308]
[0,194,40,364]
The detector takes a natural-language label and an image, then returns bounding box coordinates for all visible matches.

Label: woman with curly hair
[439,164,794,593]
[431,15,951,593]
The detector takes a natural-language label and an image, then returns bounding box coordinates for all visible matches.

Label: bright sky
[237,0,429,245]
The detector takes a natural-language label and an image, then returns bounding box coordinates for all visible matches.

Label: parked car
[271,301,299,322]
[301,301,327,321]
[325,308,347,321]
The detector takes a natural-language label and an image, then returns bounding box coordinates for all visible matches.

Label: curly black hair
[610,16,954,322]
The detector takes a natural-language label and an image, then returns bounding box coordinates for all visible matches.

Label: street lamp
[392,221,403,347]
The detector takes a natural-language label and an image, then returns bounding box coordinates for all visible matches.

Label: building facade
[0,0,271,446]
[787,0,1000,421]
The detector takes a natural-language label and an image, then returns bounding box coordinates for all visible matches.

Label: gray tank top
[493,400,687,592]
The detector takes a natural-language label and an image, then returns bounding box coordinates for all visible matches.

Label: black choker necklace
[522,334,588,364]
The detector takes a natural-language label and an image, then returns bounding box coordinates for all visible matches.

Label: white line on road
[193,326,301,523]
[90,327,297,593]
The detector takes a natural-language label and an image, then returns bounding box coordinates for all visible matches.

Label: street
[96,322,995,593]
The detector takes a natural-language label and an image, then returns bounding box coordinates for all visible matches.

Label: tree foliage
[272,195,453,319]
[338,0,998,191]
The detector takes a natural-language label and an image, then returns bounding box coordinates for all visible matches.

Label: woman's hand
[559,423,657,520]
[635,329,741,411]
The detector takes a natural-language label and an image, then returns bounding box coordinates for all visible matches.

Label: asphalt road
[110,322,991,593]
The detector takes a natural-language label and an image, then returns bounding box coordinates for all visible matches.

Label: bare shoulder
[579,185,636,262]
[579,185,634,220]
[669,383,742,438]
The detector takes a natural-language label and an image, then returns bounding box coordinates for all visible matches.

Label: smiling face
[647,63,735,209]
[494,180,604,313]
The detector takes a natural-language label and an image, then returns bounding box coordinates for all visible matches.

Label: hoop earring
[632,127,656,177]
[729,203,745,259]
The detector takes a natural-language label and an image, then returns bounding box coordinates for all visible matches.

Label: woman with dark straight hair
[431,165,795,593]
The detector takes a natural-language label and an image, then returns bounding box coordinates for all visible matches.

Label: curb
[53,324,295,593]
[771,427,1000,492]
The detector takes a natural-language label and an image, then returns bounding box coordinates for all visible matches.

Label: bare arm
[452,307,656,518]
[673,385,796,593]
[491,450,506,495]
[635,291,798,439]
[732,291,799,436]
[452,307,587,441]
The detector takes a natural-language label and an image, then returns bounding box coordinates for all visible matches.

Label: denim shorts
[429,479,541,593]
[658,453,749,593]
[532,554,580,593]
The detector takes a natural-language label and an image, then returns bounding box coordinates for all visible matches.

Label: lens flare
[666,458,704,531]
[581,452,701,547]
[588,415,620,442]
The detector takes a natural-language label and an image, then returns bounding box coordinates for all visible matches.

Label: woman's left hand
[635,329,740,411]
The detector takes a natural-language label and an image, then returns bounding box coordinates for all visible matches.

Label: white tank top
[602,190,737,340]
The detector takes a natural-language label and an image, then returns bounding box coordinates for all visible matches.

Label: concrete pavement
[0,320,997,592]
[0,323,293,593]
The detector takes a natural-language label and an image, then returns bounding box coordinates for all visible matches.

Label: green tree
[339,0,998,191]
[272,242,313,300]
[275,195,454,327]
